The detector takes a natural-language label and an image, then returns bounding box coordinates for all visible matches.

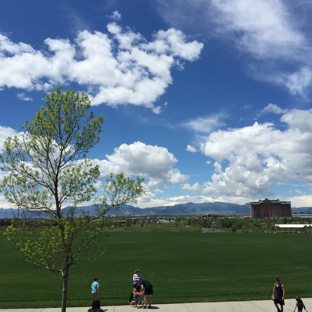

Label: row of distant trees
[179,216,312,232]
[1,215,311,231]
[100,215,312,232]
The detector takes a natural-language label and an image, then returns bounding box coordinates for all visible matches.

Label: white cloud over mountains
[94,141,189,189]
[2,107,312,208]
[0,20,203,113]
[184,106,312,200]
[0,134,188,207]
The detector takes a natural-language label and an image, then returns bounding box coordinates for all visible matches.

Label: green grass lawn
[0,228,311,308]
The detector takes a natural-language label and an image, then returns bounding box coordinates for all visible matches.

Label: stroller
[130,292,145,309]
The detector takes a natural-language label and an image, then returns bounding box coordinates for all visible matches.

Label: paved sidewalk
[1,298,311,312]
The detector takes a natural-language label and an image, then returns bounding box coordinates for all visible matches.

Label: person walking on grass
[272,277,285,312]
[91,277,100,300]
[294,296,308,312]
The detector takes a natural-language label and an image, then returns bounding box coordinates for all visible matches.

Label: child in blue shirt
[91,277,100,300]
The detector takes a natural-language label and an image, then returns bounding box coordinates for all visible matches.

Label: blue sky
[1,0,312,208]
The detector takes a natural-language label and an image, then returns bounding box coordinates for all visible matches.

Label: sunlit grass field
[0,227,311,309]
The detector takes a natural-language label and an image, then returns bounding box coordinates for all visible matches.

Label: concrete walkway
[1,298,311,312]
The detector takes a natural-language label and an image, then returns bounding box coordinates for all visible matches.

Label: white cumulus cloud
[0,19,203,113]
[93,141,189,189]
[193,107,312,198]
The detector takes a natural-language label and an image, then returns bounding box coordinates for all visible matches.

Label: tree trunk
[61,266,69,312]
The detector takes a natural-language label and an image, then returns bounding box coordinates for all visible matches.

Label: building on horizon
[250,198,292,219]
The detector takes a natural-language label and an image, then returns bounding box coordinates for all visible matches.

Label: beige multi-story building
[250,198,292,218]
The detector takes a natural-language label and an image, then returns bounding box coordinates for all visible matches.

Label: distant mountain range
[1,202,312,219]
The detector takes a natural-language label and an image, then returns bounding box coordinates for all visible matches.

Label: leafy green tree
[220,217,234,229]
[0,86,144,312]
[202,218,212,228]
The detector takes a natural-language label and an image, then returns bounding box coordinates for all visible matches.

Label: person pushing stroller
[140,278,153,309]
